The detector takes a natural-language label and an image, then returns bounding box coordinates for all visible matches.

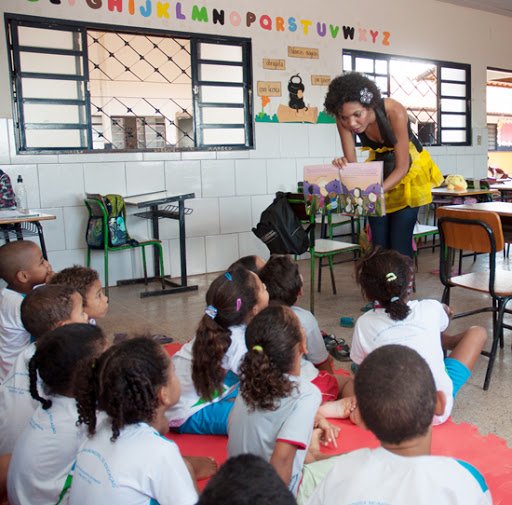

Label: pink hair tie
[236,298,242,311]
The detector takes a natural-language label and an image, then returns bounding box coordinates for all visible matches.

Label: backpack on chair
[252,192,310,255]
[0,170,16,209]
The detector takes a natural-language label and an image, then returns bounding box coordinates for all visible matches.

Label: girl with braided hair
[166,265,269,435]
[228,305,339,498]
[7,323,107,505]
[350,246,487,426]
[69,337,202,505]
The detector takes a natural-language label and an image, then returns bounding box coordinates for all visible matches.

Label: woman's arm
[382,98,411,192]
[333,118,357,168]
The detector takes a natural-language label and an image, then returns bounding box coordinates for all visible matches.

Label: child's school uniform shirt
[0,287,31,382]
[166,324,247,428]
[292,306,329,366]
[227,374,322,496]
[68,420,198,505]
[306,447,492,505]
[0,342,38,455]
[7,395,86,505]
[350,299,452,424]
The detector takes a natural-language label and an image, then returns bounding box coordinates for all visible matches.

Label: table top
[432,187,498,197]
[124,191,195,208]
[0,210,56,225]
[445,201,512,217]
[490,182,512,191]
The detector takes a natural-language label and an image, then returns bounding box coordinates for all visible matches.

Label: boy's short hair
[198,454,296,505]
[20,284,78,340]
[229,255,264,274]
[0,241,41,283]
[49,265,99,307]
[259,255,302,306]
[355,344,437,445]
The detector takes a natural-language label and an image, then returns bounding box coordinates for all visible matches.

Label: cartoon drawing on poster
[277,74,318,123]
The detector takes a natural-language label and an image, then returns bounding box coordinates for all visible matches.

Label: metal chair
[84,193,165,295]
[437,206,512,390]
[287,193,360,313]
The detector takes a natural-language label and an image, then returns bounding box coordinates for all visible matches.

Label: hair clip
[236,297,242,311]
[386,272,397,282]
[390,296,400,303]
[224,272,233,281]
[360,87,373,105]
[205,305,218,319]
[252,345,263,353]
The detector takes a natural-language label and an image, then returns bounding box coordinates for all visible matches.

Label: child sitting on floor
[0,284,88,499]
[49,265,109,323]
[7,323,108,505]
[259,255,354,418]
[228,305,338,497]
[166,266,269,435]
[69,337,204,505]
[350,246,487,425]
[304,345,491,505]
[0,241,53,381]
[198,454,297,505]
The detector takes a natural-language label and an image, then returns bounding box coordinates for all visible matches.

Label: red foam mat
[164,344,512,502]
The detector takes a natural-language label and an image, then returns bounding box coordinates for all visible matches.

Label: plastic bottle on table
[15,175,28,213]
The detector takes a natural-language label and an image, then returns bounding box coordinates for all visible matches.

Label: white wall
[0,0,508,282]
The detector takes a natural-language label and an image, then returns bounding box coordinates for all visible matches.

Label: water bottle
[15,175,28,213]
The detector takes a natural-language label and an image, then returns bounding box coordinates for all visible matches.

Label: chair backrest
[84,193,108,220]
[437,207,504,253]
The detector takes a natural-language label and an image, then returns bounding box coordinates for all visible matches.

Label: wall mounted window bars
[6,14,253,153]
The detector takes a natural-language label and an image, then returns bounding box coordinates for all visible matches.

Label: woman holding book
[325,72,443,257]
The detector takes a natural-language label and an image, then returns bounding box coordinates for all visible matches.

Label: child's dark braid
[28,355,52,410]
[356,246,411,321]
[80,337,168,442]
[75,357,99,434]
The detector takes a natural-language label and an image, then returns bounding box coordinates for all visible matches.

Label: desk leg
[178,199,188,286]
[33,221,48,260]
[150,204,161,277]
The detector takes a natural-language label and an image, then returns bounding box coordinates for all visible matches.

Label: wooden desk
[490,182,512,201]
[432,187,498,198]
[123,191,197,297]
[445,201,512,217]
[0,211,56,259]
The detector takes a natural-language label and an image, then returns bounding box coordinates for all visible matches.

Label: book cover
[303,162,385,216]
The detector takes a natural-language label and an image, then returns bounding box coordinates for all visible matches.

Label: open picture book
[303,162,385,217]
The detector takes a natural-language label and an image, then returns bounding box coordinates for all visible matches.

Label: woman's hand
[332,157,349,169]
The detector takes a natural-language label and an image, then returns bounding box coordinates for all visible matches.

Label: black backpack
[252,192,310,255]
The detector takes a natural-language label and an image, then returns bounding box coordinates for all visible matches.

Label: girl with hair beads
[228,305,338,497]
[350,247,487,425]
[69,337,202,505]
[167,266,269,435]
[7,323,107,505]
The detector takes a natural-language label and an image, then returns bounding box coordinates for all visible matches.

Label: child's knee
[467,326,488,348]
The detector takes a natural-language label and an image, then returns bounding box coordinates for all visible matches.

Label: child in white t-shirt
[259,255,355,419]
[0,241,53,381]
[49,265,109,324]
[166,266,269,434]
[69,337,203,505]
[228,305,338,497]
[0,284,88,501]
[304,345,491,505]
[7,323,107,505]
[350,246,487,425]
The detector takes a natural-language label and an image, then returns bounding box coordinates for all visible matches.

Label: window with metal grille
[342,50,471,146]
[6,15,253,153]
[487,123,497,151]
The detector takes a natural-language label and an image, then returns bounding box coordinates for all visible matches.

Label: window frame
[5,13,254,154]
[342,49,472,147]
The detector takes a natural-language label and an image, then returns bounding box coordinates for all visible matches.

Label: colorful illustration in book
[303,164,342,211]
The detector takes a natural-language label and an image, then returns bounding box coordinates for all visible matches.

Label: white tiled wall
[0,117,489,286]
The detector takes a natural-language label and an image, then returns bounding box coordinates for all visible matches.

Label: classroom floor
[99,246,512,446]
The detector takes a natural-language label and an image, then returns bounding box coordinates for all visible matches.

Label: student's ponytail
[239,305,301,411]
[192,267,260,401]
[28,355,52,410]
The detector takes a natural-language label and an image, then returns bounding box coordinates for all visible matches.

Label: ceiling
[437,0,512,17]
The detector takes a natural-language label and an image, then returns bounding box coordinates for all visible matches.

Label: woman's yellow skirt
[363,142,444,214]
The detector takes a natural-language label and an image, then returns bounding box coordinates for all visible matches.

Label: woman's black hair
[192,266,262,401]
[75,337,169,441]
[355,246,412,321]
[28,323,106,410]
[324,72,382,117]
[239,305,302,411]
